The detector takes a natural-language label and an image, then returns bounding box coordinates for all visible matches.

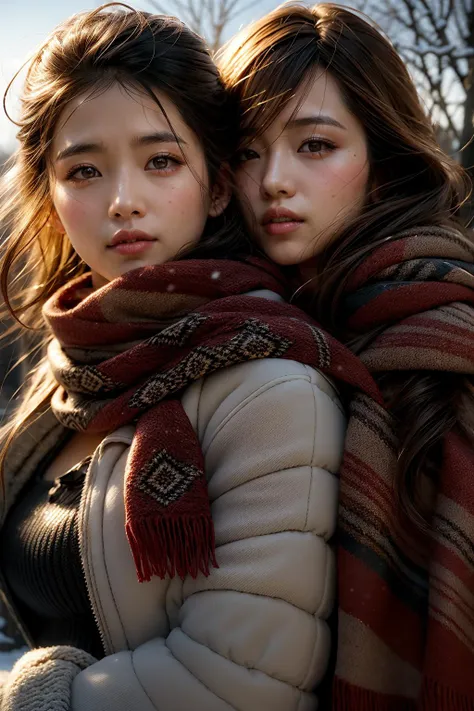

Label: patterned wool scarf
[43,257,376,583]
[330,226,474,710]
[43,226,474,709]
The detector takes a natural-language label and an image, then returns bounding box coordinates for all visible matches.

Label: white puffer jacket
[1,328,345,711]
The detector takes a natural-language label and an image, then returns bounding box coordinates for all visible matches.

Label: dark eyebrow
[287,115,347,131]
[132,131,187,147]
[55,131,187,162]
[55,142,103,162]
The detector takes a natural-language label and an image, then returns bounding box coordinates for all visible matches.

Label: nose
[108,172,147,220]
[260,151,296,200]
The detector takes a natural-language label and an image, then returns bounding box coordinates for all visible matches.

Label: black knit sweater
[0,455,104,659]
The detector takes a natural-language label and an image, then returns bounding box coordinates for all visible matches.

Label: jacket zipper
[77,449,110,657]
[77,429,136,658]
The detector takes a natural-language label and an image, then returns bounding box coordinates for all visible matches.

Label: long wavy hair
[219,2,474,525]
[0,3,249,469]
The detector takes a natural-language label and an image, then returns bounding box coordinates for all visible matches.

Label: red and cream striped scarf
[331,226,474,710]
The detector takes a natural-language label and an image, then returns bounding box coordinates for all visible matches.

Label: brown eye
[235,148,259,163]
[146,154,180,171]
[150,156,170,170]
[307,140,324,153]
[67,165,100,181]
[298,138,335,155]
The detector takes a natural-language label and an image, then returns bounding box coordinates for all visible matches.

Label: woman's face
[50,83,228,287]
[234,70,370,266]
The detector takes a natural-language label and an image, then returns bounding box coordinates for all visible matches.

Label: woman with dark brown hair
[220,3,474,708]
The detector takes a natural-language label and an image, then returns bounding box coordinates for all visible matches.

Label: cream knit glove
[0,646,96,711]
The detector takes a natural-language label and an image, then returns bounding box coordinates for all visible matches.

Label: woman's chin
[258,238,316,267]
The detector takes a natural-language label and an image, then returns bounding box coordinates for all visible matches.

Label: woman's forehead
[51,83,194,157]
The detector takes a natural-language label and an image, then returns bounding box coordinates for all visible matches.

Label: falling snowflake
[211,271,221,280]
[167,284,176,292]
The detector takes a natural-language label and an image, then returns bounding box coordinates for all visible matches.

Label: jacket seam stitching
[315,540,333,619]
[101,455,134,652]
[204,376,340,455]
[183,586,321,618]
[211,464,338,505]
[203,374,309,453]
[172,626,309,697]
[163,635,238,709]
[213,517,333,545]
[81,457,114,654]
[129,650,165,711]
[195,378,204,442]
[304,379,318,530]
[214,530,327,550]
[84,450,130,654]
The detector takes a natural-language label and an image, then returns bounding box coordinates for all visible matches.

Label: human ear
[208,165,232,218]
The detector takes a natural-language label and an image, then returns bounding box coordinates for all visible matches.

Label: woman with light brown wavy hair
[0,3,359,709]
[220,3,474,708]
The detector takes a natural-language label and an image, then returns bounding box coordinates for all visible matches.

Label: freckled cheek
[332,155,369,202]
[165,186,209,231]
[167,195,185,216]
[170,188,201,217]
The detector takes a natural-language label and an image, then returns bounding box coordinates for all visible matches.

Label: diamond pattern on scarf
[53,407,93,432]
[51,391,106,432]
[57,364,117,395]
[147,313,208,348]
[130,319,292,409]
[136,450,202,507]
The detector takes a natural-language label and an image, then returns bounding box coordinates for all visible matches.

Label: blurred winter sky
[0,0,286,152]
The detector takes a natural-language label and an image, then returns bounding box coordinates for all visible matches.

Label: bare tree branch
[147,0,251,51]
[355,0,474,149]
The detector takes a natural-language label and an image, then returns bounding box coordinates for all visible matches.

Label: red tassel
[126,514,218,583]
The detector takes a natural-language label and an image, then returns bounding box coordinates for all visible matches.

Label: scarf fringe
[420,678,474,710]
[126,514,218,583]
[332,679,414,711]
[332,678,474,710]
